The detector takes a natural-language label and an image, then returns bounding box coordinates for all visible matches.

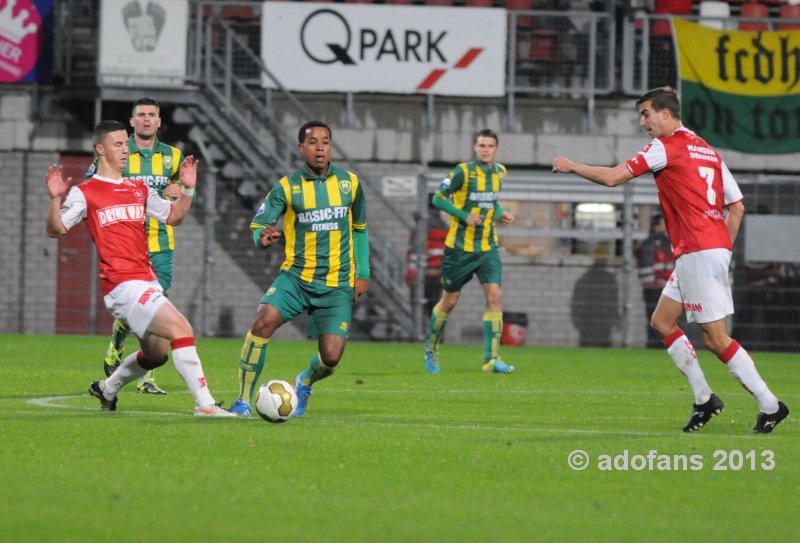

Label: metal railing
[505,10,615,131]
[620,13,800,96]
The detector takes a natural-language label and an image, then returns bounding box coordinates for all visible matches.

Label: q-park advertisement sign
[261,2,506,96]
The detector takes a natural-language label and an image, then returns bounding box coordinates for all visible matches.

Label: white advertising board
[98,0,188,87]
[261,2,507,96]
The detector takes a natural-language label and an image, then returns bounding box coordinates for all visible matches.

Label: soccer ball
[254,380,298,423]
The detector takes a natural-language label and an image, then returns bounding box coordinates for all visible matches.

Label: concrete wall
[282,93,800,172]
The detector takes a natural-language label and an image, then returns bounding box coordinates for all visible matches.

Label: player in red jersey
[552,87,788,434]
[45,120,233,417]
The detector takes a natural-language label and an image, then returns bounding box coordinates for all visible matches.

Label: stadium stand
[739,1,769,31]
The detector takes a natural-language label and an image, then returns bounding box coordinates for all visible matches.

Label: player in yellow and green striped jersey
[423,129,516,375]
[227,121,370,417]
[90,98,186,395]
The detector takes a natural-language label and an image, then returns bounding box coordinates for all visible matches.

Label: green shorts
[261,271,354,338]
[149,251,174,295]
[440,247,502,293]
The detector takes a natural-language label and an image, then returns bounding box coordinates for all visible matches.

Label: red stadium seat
[506,0,534,28]
[739,2,769,31]
[779,4,800,30]
[652,0,693,37]
[424,0,455,5]
[528,28,559,63]
[464,0,494,6]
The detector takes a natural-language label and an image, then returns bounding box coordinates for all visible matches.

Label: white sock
[103,351,147,398]
[721,341,779,414]
[665,330,712,405]
[172,339,215,408]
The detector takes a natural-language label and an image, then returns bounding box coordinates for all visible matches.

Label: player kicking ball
[45,120,233,417]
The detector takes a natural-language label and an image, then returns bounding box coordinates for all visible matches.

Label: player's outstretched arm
[552,157,633,187]
[45,164,70,237]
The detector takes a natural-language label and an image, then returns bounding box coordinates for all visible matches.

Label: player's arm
[45,165,72,237]
[721,161,745,245]
[552,157,634,187]
[493,201,514,225]
[350,175,370,300]
[353,227,370,301]
[725,201,745,245]
[432,192,470,221]
[251,182,288,249]
[432,165,482,225]
[165,156,199,225]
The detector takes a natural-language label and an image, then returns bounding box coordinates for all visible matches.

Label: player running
[552,87,788,434]
[227,120,369,417]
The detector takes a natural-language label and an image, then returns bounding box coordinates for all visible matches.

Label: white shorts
[661,248,733,324]
[103,280,169,338]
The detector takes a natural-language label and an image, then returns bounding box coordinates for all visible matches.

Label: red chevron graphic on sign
[416,47,484,91]
[454,47,483,68]
[417,69,447,91]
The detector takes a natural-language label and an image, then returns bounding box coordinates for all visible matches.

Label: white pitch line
[26,395,189,417]
[22,394,774,439]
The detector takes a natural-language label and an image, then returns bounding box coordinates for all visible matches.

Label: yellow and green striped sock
[426,305,449,352]
[238,331,269,404]
[483,310,503,362]
[298,352,335,386]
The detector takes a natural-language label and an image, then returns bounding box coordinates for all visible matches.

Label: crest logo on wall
[122,0,166,52]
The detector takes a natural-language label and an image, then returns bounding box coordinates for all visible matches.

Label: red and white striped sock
[664,329,712,405]
[103,351,147,398]
[171,337,215,408]
[719,340,779,414]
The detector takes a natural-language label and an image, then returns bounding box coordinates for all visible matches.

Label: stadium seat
[779,3,800,30]
[424,0,455,5]
[506,0,535,29]
[385,0,415,4]
[528,28,559,63]
[699,1,731,29]
[464,0,494,6]
[739,2,769,31]
[652,0,693,37]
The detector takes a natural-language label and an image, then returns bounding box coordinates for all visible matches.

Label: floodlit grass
[0,334,797,542]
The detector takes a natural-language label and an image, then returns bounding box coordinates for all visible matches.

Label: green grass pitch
[0,334,797,542]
